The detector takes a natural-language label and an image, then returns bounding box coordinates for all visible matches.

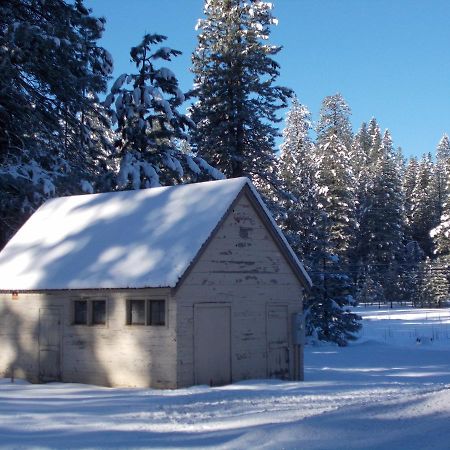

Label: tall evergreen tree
[105,34,223,189]
[352,121,372,284]
[428,258,450,307]
[409,154,438,256]
[352,122,371,185]
[435,134,450,219]
[314,94,357,260]
[306,94,361,345]
[431,136,450,299]
[278,97,317,264]
[367,117,382,163]
[357,130,406,302]
[417,257,449,307]
[305,252,361,346]
[0,0,113,248]
[403,157,419,241]
[190,0,291,187]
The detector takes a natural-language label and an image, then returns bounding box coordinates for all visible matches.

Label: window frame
[148,299,166,326]
[126,299,166,327]
[91,299,107,326]
[73,300,88,325]
[72,298,108,327]
[126,299,147,326]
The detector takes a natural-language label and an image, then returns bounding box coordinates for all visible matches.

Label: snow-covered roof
[0,178,311,290]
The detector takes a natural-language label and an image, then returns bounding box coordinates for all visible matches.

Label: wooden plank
[176,192,304,387]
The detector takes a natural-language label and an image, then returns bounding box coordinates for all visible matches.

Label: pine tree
[355,269,384,306]
[428,257,450,307]
[105,34,224,189]
[418,258,449,307]
[431,149,450,261]
[352,122,371,185]
[190,0,291,187]
[431,136,450,303]
[314,94,357,260]
[409,154,438,256]
[0,0,113,248]
[305,252,361,346]
[367,117,382,163]
[352,121,372,285]
[306,94,361,345]
[277,97,317,264]
[403,157,419,240]
[357,130,406,303]
[435,134,450,220]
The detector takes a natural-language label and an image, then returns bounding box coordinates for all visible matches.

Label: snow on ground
[1,306,450,449]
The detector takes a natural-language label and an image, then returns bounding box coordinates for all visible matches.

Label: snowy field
[1,306,450,450]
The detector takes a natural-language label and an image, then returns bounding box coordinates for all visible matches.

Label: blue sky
[85,0,450,158]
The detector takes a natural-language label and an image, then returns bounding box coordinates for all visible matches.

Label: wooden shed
[0,178,311,388]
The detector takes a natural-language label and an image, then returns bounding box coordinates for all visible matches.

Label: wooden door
[39,308,61,382]
[194,304,231,386]
[267,304,289,379]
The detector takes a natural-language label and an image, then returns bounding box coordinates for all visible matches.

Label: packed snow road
[1,307,450,449]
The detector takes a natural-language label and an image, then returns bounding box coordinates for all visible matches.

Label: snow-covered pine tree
[409,154,439,257]
[357,130,406,303]
[351,121,372,285]
[399,240,425,306]
[352,122,371,184]
[105,34,224,189]
[277,97,317,264]
[190,0,291,189]
[367,117,382,164]
[417,257,449,307]
[403,157,419,239]
[314,94,357,260]
[0,0,113,248]
[306,93,361,345]
[355,268,384,306]
[427,257,450,307]
[431,142,450,265]
[395,146,407,177]
[305,251,361,347]
[435,134,450,220]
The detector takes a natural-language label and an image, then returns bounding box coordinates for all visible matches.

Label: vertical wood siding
[0,192,306,389]
[175,192,304,387]
[0,288,177,388]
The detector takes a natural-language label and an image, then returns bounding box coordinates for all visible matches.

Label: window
[128,300,146,325]
[92,300,106,325]
[74,300,87,325]
[73,299,107,326]
[149,300,165,326]
[127,299,165,326]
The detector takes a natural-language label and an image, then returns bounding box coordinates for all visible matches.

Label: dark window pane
[128,300,145,325]
[74,301,87,325]
[92,300,106,325]
[149,300,165,326]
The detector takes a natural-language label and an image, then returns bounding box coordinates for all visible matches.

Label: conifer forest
[2,0,449,346]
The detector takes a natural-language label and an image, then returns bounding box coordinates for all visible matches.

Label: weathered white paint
[0,191,305,389]
[38,308,62,382]
[0,289,176,388]
[176,191,304,388]
[267,304,289,379]
[194,303,231,386]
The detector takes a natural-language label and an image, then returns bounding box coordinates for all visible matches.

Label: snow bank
[1,307,450,449]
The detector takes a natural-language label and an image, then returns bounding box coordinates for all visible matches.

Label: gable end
[173,183,311,292]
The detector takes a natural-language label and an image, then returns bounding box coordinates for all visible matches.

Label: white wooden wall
[175,191,304,387]
[0,293,40,382]
[0,192,306,389]
[0,288,177,388]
